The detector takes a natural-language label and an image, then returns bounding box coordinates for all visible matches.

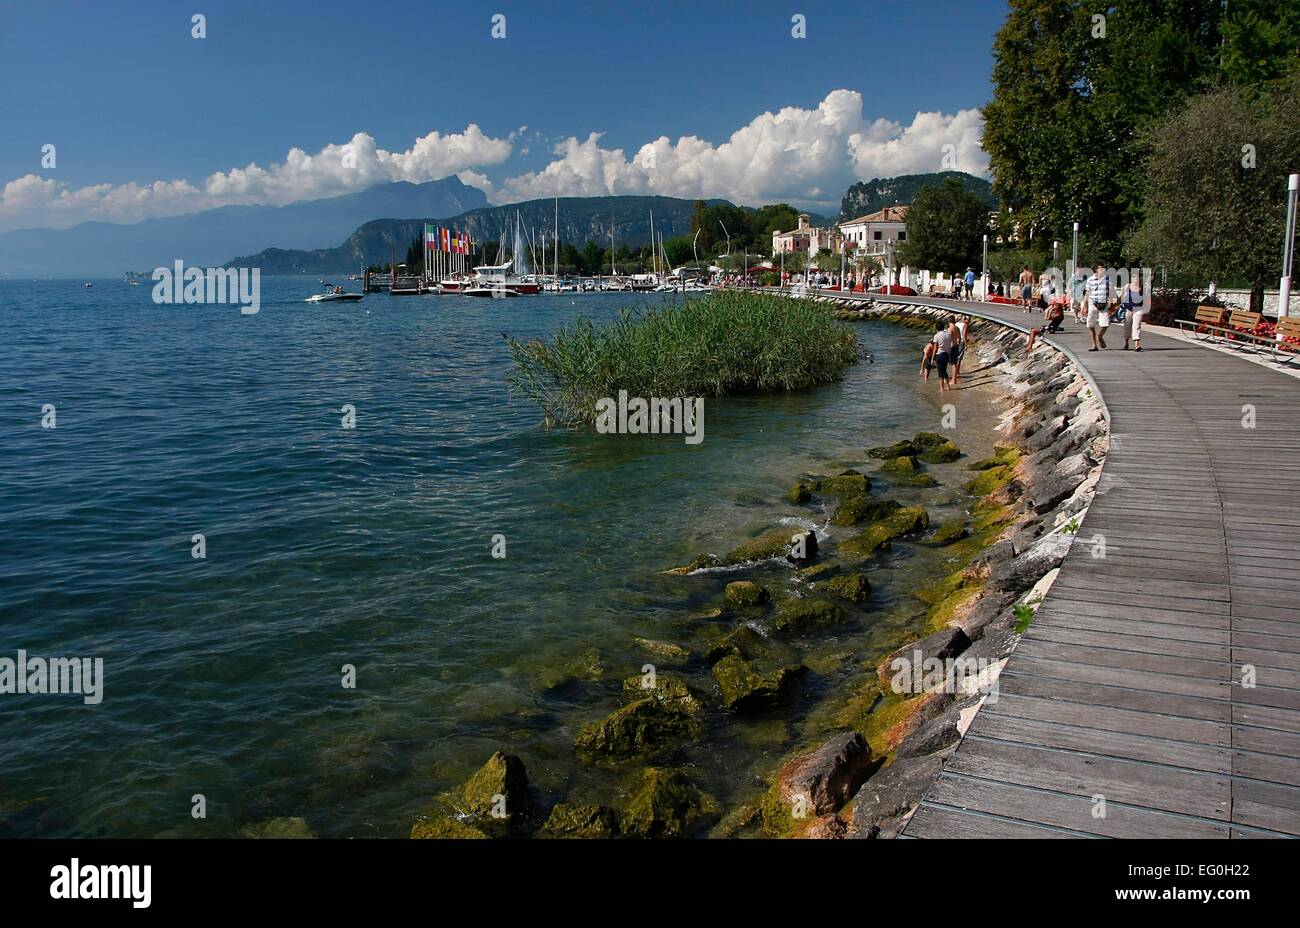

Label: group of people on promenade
[920,314,971,391]
[1017,263,1149,354]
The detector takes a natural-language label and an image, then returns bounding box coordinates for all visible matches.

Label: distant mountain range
[0,177,488,277]
[225,196,731,275]
[839,171,994,221]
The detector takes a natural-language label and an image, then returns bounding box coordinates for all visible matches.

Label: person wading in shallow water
[920,338,936,382]
[931,319,954,391]
[950,315,970,385]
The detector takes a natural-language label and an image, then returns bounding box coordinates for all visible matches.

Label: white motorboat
[306,289,364,303]
[462,285,520,298]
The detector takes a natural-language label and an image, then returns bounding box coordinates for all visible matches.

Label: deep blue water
[0,277,1000,836]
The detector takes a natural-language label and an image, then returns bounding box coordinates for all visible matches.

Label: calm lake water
[0,277,1003,837]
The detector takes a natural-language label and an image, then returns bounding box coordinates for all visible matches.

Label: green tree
[1220,0,1300,87]
[982,0,1222,260]
[1128,72,1300,312]
[896,179,991,272]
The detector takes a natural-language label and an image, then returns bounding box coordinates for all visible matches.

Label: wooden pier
[856,293,1300,838]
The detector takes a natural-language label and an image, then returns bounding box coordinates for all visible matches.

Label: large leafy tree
[896,178,991,272]
[1128,71,1300,312]
[1220,0,1300,88]
[982,0,1222,260]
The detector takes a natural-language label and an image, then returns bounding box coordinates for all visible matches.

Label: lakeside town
[4,0,1300,910]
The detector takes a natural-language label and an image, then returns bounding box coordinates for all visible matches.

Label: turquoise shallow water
[0,278,1003,836]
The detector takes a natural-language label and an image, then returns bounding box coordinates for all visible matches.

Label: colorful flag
[425,223,437,250]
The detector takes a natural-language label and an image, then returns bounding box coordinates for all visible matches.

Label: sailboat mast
[554,197,559,279]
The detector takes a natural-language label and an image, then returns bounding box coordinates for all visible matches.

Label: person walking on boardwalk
[1086,264,1113,351]
[1119,276,1147,351]
[1018,266,1035,312]
[963,267,976,300]
[931,319,954,391]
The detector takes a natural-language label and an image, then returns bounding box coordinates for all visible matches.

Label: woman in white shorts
[1119,279,1147,351]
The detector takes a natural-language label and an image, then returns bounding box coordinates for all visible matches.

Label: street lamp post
[1279,173,1299,321]
[981,233,989,301]
[1071,221,1080,310]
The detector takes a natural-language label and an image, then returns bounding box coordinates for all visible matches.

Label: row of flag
[424,224,471,254]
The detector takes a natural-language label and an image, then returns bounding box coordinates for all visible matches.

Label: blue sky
[0,0,1007,229]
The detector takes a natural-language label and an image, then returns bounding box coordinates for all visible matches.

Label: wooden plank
[905,803,1092,839]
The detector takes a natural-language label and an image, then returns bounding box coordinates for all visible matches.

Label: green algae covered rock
[724,580,770,609]
[925,519,969,547]
[881,455,920,475]
[529,648,606,693]
[664,553,722,575]
[773,598,846,635]
[574,698,700,759]
[538,803,619,839]
[812,470,871,495]
[460,751,531,820]
[868,439,920,459]
[410,816,490,839]
[240,816,316,839]
[711,653,806,711]
[726,528,797,564]
[917,439,962,464]
[830,495,902,527]
[620,673,704,717]
[963,464,1016,497]
[839,506,930,557]
[788,482,813,504]
[634,637,690,661]
[815,572,872,604]
[621,768,722,838]
[901,473,939,488]
[703,624,776,664]
[968,444,1022,471]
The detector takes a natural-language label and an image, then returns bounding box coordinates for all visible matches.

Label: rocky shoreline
[397,300,1110,840]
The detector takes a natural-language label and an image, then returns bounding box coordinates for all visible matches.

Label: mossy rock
[703,624,777,665]
[772,598,846,635]
[868,439,921,459]
[459,751,531,821]
[573,698,700,759]
[900,473,939,488]
[538,803,619,839]
[634,638,691,661]
[240,816,316,839]
[726,527,814,565]
[971,499,1016,534]
[815,572,872,604]
[788,482,813,504]
[620,674,704,717]
[664,553,722,575]
[881,455,920,475]
[968,445,1022,471]
[925,519,969,547]
[963,464,1016,497]
[839,506,930,558]
[830,495,902,527]
[724,580,770,609]
[410,816,490,839]
[917,439,962,464]
[529,647,607,693]
[812,470,871,495]
[711,654,806,711]
[620,768,722,838]
[912,431,950,449]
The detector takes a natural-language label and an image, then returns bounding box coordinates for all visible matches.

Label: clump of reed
[506,291,862,427]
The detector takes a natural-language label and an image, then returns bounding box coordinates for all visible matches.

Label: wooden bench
[1269,316,1300,364]
[1176,305,1227,339]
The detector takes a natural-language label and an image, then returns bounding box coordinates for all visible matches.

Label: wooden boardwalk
[863,295,1300,838]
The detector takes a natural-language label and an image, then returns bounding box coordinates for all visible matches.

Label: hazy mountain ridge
[0,177,488,276]
[225,196,732,274]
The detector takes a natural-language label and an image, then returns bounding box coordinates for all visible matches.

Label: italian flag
[424,224,437,250]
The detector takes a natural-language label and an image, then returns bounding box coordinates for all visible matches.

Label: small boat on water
[306,286,363,303]
[84,282,93,288]
[462,284,520,298]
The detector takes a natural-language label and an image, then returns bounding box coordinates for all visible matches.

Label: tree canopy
[896,178,992,272]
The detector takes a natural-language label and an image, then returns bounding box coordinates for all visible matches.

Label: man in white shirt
[1086,264,1113,350]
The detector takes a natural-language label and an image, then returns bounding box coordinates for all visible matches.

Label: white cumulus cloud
[496,89,987,210]
[0,125,513,232]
